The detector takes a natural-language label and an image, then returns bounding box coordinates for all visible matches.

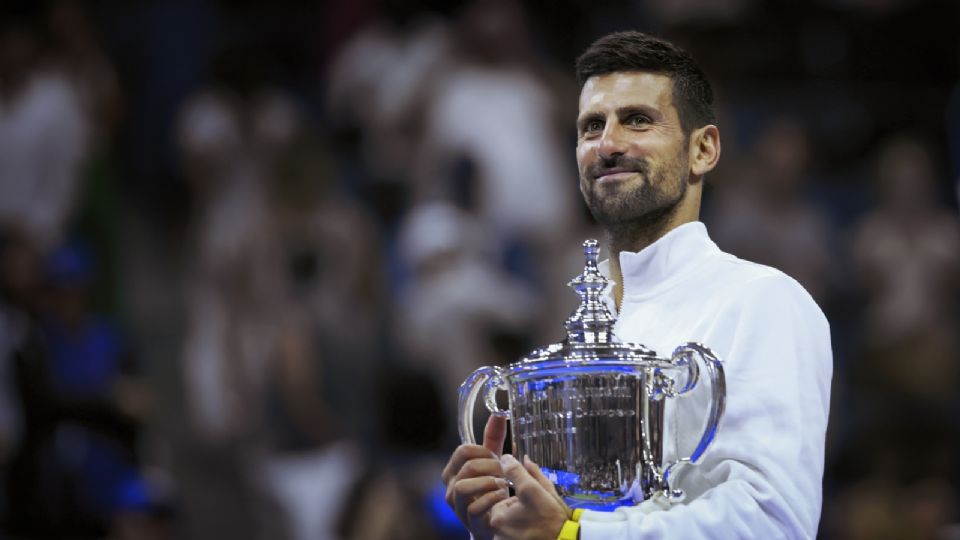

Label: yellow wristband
[557,519,579,540]
[571,508,585,522]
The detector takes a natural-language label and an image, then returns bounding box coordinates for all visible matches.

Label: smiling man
[442,31,832,540]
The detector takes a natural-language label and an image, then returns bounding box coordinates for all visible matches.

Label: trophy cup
[458,240,726,510]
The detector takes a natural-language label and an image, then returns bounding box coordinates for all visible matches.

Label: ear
[689,124,721,179]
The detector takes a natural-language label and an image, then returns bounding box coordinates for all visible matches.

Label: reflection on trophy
[458,240,726,510]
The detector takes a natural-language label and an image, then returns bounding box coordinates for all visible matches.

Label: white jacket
[580,221,832,540]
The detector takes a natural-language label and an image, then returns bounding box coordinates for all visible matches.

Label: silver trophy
[458,240,726,510]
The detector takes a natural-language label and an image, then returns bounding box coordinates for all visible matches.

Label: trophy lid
[563,239,617,345]
[518,239,658,366]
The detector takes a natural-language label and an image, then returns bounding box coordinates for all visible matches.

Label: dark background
[0,0,958,538]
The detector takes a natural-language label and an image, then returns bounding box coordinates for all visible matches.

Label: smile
[595,170,639,183]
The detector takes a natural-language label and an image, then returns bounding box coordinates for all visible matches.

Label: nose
[596,122,627,160]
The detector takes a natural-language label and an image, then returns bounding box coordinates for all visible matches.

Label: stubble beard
[582,154,689,242]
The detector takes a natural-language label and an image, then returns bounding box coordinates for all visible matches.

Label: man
[441,31,832,539]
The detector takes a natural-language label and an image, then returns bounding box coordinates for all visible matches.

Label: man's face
[576,72,690,228]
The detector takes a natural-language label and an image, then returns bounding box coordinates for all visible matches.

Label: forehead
[578,72,676,116]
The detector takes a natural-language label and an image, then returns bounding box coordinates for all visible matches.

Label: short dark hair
[576,31,716,134]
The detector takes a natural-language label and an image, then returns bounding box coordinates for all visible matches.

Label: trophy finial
[583,239,599,265]
[564,239,617,345]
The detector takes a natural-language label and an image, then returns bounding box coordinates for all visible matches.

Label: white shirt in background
[0,73,88,250]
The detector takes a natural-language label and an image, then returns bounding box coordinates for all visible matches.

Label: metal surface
[458,239,726,508]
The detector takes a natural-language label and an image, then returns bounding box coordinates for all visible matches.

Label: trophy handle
[655,342,726,501]
[457,366,510,445]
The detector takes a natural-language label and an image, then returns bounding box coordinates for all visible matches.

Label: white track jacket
[579,221,833,540]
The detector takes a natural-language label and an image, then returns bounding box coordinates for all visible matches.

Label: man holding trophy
[442,31,832,539]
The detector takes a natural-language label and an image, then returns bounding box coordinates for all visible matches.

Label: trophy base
[543,467,643,512]
[563,494,638,511]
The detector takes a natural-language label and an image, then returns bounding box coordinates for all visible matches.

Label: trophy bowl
[458,240,725,510]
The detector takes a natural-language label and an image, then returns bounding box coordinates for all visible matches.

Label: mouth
[594,168,640,183]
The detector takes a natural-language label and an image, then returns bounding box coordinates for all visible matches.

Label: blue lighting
[540,467,634,512]
[541,467,580,489]
[565,497,635,511]
[427,480,470,538]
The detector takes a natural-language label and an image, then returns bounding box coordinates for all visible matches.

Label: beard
[581,152,689,233]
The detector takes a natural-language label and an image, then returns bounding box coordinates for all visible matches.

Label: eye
[625,114,651,127]
[583,119,604,134]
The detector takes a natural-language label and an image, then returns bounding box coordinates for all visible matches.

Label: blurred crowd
[0,0,957,539]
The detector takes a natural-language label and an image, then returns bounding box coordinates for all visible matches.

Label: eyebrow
[618,105,662,121]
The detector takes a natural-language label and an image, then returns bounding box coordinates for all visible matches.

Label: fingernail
[500,454,518,467]
[495,478,509,489]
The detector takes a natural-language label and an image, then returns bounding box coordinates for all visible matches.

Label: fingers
[449,467,508,531]
[488,456,571,539]
[523,455,570,515]
[488,495,521,530]
[452,457,504,486]
[445,454,504,509]
[500,454,541,502]
[442,444,498,486]
[483,414,508,456]
[465,480,509,517]
[456,476,509,501]
[440,438,512,538]
[454,476,507,521]
[523,455,557,493]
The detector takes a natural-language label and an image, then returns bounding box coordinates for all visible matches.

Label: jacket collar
[598,221,719,311]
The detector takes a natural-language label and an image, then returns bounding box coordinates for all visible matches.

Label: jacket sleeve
[579,275,833,539]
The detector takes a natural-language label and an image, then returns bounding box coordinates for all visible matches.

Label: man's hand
[442,415,509,540]
[489,454,571,540]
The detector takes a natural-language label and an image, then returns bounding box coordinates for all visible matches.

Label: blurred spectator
[393,202,538,422]
[255,137,394,540]
[326,1,454,223]
[176,44,299,540]
[3,240,153,538]
[46,0,122,146]
[177,41,396,539]
[850,134,960,405]
[407,0,584,346]
[0,10,90,252]
[46,0,125,315]
[414,0,576,250]
[0,231,39,466]
[707,116,835,304]
[823,417,959,540]
[269,137,384,443]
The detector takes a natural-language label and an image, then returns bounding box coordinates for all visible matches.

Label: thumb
[522,455,557,493]
[483,414,508,456]
[500,454,539,500]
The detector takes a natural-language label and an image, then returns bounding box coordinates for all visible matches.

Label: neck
[606,187,701,310]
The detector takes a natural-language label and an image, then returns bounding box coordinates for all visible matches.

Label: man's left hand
[489,454,571,540]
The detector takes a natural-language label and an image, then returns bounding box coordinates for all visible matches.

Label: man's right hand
[441,415,509,540]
